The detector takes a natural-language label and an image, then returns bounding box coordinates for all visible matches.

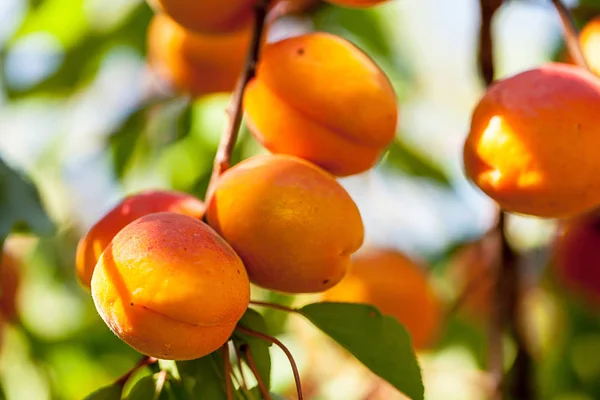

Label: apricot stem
[551,0,591,71]
[477,0,502,85]
[249,300,299,314]
[235,326,303,400]
[115,356,158,387]
[234,345,249,391]
[243,344,271,400]
[223,344,234,400]
[205,0,272,202]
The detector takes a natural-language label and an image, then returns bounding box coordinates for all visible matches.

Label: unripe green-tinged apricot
[91,212,250,360]
[76,189,205,288]
[463,63,600,218]
[244,33,397,177]
[206,155,364,293]
[1,251,21,321]
[323,248,442,350]
[147,15,252,97]
[553,211,600,308]
[146,0,255,34]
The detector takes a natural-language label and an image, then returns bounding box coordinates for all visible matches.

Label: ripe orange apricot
[147,15,252,97]
[76,189,205,288]
[91,212,250,360]
[243,32,398,177]
[463,63,600,218]
[553,210,600,308]
[206,155,364,293]
[578,17,600,76]
[146,0,255,34]
[1,250,21,321]
[323,248,442,350]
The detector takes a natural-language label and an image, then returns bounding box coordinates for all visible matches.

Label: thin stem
[551,0,591,71]
[155,370,168,398]
[115,356,158,387]
[236,326,303,400]
[243,344,272,400]
[205,0,272,203]
[249,300,299,314]
[223,344,234,400]
[478,0,503,85]
[234,345,249,392]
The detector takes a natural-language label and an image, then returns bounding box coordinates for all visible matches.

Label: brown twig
[236,326,303,400]
[478,0,502,85]
[204,0,271,203]
[234,345,249,392]
[223,344,234,400]
[249,300,299,314]
[551,0,591,70]
[115,356,158,387]
[243,344,272,400]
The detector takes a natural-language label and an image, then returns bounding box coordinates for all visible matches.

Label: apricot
[1,250,21,321]
[146,0,255,34]
[578,17,600,76]
[323,248,442,350]
[91,212,250,360]
[147,15,252,97]
[553,210,600,308]
[243,32,398,177]
[206,155,364,293]
[76,189,205,288]
[463,63,600,218]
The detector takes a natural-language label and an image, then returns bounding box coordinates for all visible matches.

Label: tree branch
[205,0,272,202]
[551,0,591,70]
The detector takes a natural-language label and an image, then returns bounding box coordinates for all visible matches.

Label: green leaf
[233,309,272,390]
[176,352,227,399]
[82,384,122,400]
[381,140,451,187]
[125,372,171,400]
[244,387,286,400]
[299,302,424,400]
[0,158,55,240]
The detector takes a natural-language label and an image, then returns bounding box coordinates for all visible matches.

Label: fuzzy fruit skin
[579,17,600,76]
[244,32,397,177]
[553,211,600,308]
[76,189,205,289]
[1,251,20,321]
[323,249,442,350]
[206,155,364,293]
[147,15,252,97]
[147,0,254,34]
[91,212,250,360]
[463,63,600,218]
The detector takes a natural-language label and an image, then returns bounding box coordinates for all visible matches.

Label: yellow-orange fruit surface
[323,249,442,350]
[148,0,255,34]
[91,212,250,360]
[553,211,600,308]
[463,63,600,218]
[579,17,600,76]
[76,189,205,288]
[148,15,252,97]
[1,251,21,321]
[206,155,364,293]
[244,33,397,176]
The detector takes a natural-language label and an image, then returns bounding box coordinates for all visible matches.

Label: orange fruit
[76,189,205,288]
[91,212,250,360]
[206,155,364,293]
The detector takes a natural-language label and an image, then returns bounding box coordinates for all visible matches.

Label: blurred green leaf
[0,157,55,240]
[299,302,424,400]
[126,372,175,400]
[176,352,227,399]
[244,387,285,400]
[381,140,451,187]
[233,308,272,390]
[83,384,122,400]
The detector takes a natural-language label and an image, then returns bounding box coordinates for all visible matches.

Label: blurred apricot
[147,15,252,97]
[91,212,249,360]
[323,249,442,350]
[147,0,255,34]
[553,210,600,308]
[206,155,364,293]
[76,189,205,288]
[463,63,600,218]
[1,251,21,321]
[244,32,397,176]
[578,17,600,76]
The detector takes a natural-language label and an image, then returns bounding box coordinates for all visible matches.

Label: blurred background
[1,0,600,398]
